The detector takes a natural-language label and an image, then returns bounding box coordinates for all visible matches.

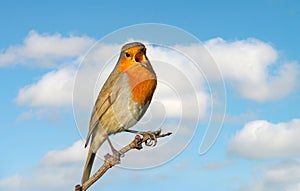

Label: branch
[74,130,172,191]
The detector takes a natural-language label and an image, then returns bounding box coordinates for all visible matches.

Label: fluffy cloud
[228,119,300,160]
[40,140,86,166]
[16,66,76,107]
[239,159,300,191]
[13,34,299,111]
[0,134,192,191]
[0,140,174,191]
[0,141,86,191]
[204,38,299,101]
[0,30,94,67]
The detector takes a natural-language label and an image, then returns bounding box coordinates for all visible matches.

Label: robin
[81,42,157,184]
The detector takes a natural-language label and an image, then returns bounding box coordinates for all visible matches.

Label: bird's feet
[124,129,166,147]
[139,129,161,146]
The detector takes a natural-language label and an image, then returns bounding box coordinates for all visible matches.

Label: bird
[81,42,157,184]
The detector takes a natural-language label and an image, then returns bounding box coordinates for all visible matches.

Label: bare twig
[74,130,172,191]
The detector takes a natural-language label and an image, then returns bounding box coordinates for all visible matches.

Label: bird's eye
[125,52,130,58]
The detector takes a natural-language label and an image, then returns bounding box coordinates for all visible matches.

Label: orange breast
[125,64,157,105]
[131,79,157,105]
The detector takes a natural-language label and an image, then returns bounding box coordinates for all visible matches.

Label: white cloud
[0,30,95,67]
[228,119,300,160]
[0,141,86,191]
[13,36,299,111]
[204,38,299,101]
[16,66,76,107]
[239,159,300,191]
[40,140,86,166]
[0,135,191,191]
[0,136,186,191]
[5,32,298,113]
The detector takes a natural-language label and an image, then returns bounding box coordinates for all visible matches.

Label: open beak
[134,47,147,63]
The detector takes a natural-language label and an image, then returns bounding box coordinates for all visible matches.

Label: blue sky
[1,1,300,191]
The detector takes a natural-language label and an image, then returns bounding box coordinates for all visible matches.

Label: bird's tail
[81,147,96,184]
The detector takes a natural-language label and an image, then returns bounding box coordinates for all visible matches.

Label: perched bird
[82,42,157,184]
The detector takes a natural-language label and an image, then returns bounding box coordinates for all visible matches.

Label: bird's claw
[140,129,161,147]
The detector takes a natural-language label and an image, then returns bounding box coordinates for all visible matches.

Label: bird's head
[118,42,150,72]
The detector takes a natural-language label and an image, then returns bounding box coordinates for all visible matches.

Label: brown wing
[84,69,122,147]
